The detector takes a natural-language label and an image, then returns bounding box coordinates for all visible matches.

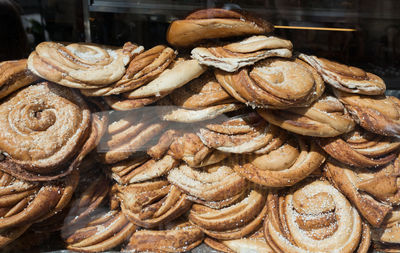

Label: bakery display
[0,6,398,253]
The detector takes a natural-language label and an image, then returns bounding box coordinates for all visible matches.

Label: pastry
[232,136,325,187]
[0,59,39,99]
[264,180,371,253]
[318,127,400,168]
[27,41,143,89]
[104,58,206,110]
[81,45,176,96]
[300,53,386,95]
[0,225,32,249]
[188,186,267,240]
[116,180,192,228]
[123,220,204,252]
[167,8,273,47]
[192,35,292,72]
[334,89,400,137]
[371,208,400,252]
[147,129,180,159]
[215,58,324,108]
[257,94,355,137]
[168,161,247,209]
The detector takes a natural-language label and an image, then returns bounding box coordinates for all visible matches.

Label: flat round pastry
[257,94,355,137]
[215,58,324,108]
[161,72,244,122]
[168,161,247,209]
[325,159,400,227]
[0,82,91,176]
[300,53,386,95]
[0,59,39,100]
[167,8,274,47]
[188,187,268,240]
[318,127,400,168]
[123,220,204,252]
[64,209,136,253]
[105,58,207,110]
[81,45,175,96]
[264,180,371,253]
[27,41,142,89]
[116,180,192,228]
[192,35,292,72]
[334,89,400,137]
[232,136,325,187]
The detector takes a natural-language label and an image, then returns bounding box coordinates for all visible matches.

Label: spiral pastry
[318,127,400,168]
[371,208,400,250]
[264,180,371,253]
[116,180,192,228]
[161,72,243,123]
[188,187,268,240]
[215,58,324,109]
[27,41,142,89]
[192,35,292,72]
[300,53,386,95]
[334,89,400,137]
[0,59,39,99]
[81,45,176,96]
[0,82,91,179]
[325,160,400,227]
[148,129,180,159]
[258,94,355,137]
[64,209,136,252]
[168,161,248,209]
[232,136,325,187]
[124,220,204,252]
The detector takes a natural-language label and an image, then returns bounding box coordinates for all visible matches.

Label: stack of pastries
[0,8,399,253]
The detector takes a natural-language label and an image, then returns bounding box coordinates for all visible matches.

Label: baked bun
[27,42,142,89]
[257,94,355,137]
[192,35,292,72]
[215,58,324,108]
[335,89,400,137]
[167,8,273,47]
[300,53,386,95]
[264,179,371,253]
[0,59,39,99]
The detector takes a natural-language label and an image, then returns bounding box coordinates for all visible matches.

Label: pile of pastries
[0,8,400,252]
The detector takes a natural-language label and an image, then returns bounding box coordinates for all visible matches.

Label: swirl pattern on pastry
[232,136,325,187]
[334,89,400,137]
[188,187,268,240]
[300,53,386,95]
[116,180,192,228]
[215,58,324,108]
[325,159,400,227]
[0,82,91,176]
[0,59,39,99]
[124,220,204,252]
[258,94,355,137]
[264,180,371,253]
[27,42,142,89]
[318,127,400,168]
[81,45,175,96]
[192,36,292,72]
[168,161,247,209]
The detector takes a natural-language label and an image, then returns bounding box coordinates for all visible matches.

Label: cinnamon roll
[27,42,142,89]
[300,53,386,95]
[115,180,192,228]
[147,129,180,159]
[318,127,400,168]
[334,89,400,137]
[232,136,325,187]
[0,59,39,99]
[257,94,355,137]
[167,8,273,47]
[188,187,267,240]
[81,45,176,96]
[264,180,371,253]
[192,36,292,72]
[215,58,324,109]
